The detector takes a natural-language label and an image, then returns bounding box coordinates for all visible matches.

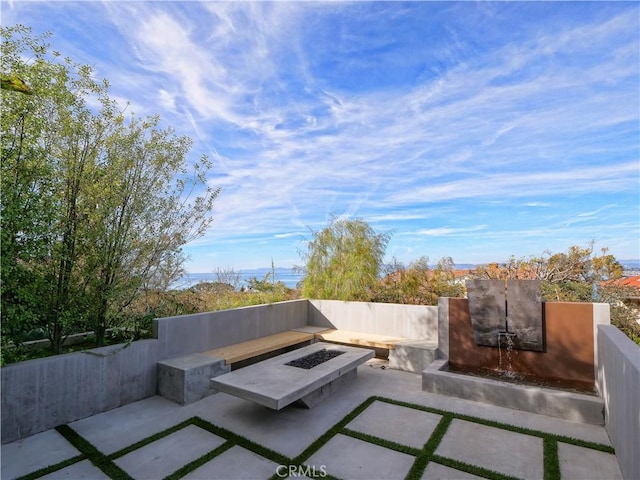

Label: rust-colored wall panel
[543,302,594,383]
[448,299,594,387]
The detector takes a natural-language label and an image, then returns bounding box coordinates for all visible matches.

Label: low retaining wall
[1,300,308,444]
[154,299,308,358]
[308,299,438,341]
[598,325,640,480]
[1,299,437,443]
[1,340,159,444]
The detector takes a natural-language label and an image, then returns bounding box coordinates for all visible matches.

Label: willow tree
[1,25,219,351]
[301,217,390,301]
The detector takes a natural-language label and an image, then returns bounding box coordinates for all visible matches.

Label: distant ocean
[172,268,304,290]
[170,259,640,291]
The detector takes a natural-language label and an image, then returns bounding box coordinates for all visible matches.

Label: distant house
[603,276,640,307]
[608,275,640,289]
[452,269,475,285]
[602,277,640,328]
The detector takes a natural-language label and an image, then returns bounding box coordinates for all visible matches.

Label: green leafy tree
[471,242,637,343]
[1,73,33,94]
[301,217,390,300]
[245,261,289,295]
[371,256,464,305]
[1,25,220,351]
[1,25,101,352]
[78,113,219,346]
[473,242,624,301]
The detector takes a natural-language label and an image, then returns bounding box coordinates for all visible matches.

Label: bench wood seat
[204,331,314,365]
[315,329,406,350]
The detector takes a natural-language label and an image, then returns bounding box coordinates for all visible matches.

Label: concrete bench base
[210,342,373,410]
[389,340,438,373]
[157,353,230,405]
[296,368,357,409]
[314,329,436,373]
[158,330,314,405]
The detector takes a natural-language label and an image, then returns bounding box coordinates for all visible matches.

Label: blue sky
[4,1,639,272]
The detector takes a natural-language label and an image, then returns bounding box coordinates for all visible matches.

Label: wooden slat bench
[158,330,314,405]
[314,329,407,351]
[204,330,315,366]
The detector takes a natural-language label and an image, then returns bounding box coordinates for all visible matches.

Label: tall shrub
[301,217,390,300]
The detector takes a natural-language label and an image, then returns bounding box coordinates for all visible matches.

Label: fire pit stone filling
[285,349,345,369]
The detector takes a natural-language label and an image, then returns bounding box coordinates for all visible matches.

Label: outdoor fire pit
[210,342,373,410]
[285,349,345,369]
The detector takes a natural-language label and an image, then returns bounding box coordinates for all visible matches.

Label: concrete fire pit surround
[210,342,374,410]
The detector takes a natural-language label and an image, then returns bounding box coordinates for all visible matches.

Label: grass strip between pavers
[544,437,561,480]
[264,397,378,480]
[341,428,422,456]
[291,395,377,466]
[108,418,194,460]
[55,425,132,480]
[432,455,522,480]
[15,394,616,480]
[404,412,453,480]
[191,417,292,466]
[374,396,615,453]
[15,454,85,480]
[543,432,614,453]
[163,441,235,480]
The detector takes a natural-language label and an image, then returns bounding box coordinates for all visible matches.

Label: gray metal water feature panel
[466,279,544,352]
[466,279,505,348]
[506,279,544,351]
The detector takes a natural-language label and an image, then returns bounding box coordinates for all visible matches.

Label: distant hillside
[620,259,640,270]
[248,260,640,274]
[453,263,477,270]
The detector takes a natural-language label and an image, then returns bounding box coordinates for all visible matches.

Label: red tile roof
[604,276,640,290]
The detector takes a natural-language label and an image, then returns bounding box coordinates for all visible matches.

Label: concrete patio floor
[1,359,623,480]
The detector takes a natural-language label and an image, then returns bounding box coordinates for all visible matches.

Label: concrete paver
[38,460,110,479]
[68,395,193,455]
[305,433,415,480]
[182,445,280,480]
[558,442,623,480]
[421,462,486,480]
[0,362,623,480]
[113,425,225,479]
[346,400,442,449]
[0,429,80,479]
[435,419,544,479]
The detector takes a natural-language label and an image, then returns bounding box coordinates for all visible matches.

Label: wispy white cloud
[273,232,304,239]
[577,204,618,217]
[525,202,551,208]
[389,161,637,205]
[416,225,488,236]
[4,2,638,269]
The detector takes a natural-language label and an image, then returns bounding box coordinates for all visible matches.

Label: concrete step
[422,359,605,424]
